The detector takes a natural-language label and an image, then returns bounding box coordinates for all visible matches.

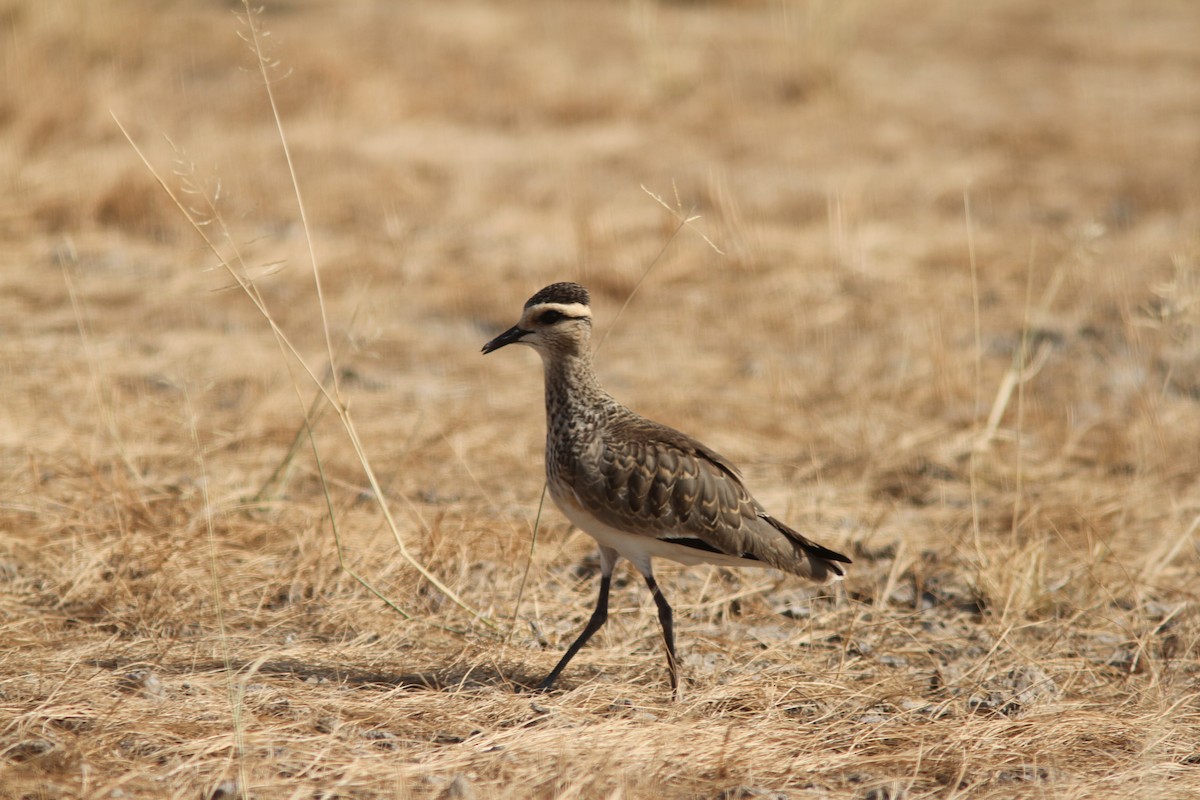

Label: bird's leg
[642,573,679,695]
[538,548,617,691]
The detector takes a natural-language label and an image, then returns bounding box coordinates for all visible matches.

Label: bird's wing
[569,415,848,579]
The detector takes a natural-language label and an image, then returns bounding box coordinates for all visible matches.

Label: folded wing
[571,415,850,581]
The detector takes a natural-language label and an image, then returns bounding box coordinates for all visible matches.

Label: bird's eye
[538,309,564,325]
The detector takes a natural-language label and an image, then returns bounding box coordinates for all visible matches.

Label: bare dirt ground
[2,0,1199,797]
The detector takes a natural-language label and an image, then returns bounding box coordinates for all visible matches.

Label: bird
[482,282,850,692]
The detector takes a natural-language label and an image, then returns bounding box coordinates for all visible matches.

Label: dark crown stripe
[524,282,590,309]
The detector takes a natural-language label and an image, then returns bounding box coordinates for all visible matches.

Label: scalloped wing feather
[568,415,848,580]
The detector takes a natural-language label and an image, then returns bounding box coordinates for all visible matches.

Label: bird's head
[482,282,594,359]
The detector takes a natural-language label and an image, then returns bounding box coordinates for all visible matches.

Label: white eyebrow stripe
[526,301,592,320]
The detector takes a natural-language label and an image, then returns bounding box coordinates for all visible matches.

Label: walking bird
[483,282,850,691]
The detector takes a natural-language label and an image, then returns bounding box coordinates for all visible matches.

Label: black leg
[643,573,679,694]
[538,573,611,691]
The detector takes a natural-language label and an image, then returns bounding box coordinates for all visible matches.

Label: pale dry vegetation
[2,0,1199,798]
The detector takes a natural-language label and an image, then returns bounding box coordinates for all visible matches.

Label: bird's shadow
[88,657,547,694]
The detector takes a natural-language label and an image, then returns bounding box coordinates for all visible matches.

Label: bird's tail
[760,513,852,582]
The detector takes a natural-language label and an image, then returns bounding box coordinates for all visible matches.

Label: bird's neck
[541,350,612,426]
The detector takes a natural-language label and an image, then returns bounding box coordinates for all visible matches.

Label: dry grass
[3,0,1200,798]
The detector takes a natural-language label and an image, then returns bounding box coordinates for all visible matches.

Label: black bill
[481,325,529,354]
